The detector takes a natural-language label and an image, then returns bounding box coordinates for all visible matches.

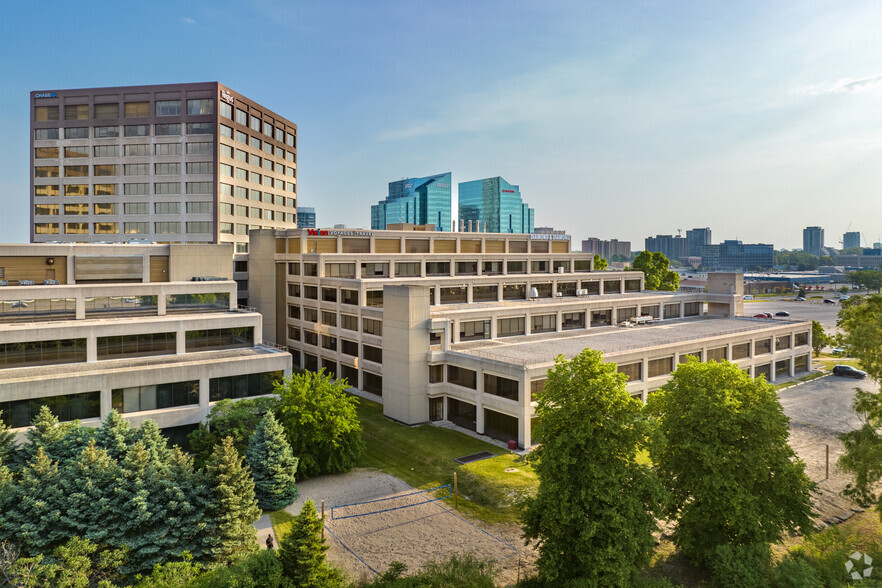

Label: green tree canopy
[592,254,608,270]
[521,349,661,585]
[632,251,679,291]
[811,320,828,357]
[246,413,299,511]
[188,396,279,469]
[835,295,882,518]
[278,500,342,587]
[644,360,816,564]
[206,437,260,561]
[275,370,365,478]
[848,270,882,293]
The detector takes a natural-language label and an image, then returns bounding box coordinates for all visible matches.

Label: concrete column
[679,301,685,317]
[381,285,431,424]
[451,320,460,343]
[87,336,97,363]
[176,331,186,355]
[389,263,396,279]
[420,261,426,278]
[157,294,166,316]
[642,358,649,385]
[789,356,795,377]
[599,280,605,295]
[75,295,86,320]
[199,377,210,409]
[497,286,504,302]
[619,278,625,293]
[556,311,563,332]
[475,370,485,434]
[100,388,112,419]
[466,285,473,304]
[490,317,497,339]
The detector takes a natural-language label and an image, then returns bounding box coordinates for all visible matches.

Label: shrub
[707,543,772,588]
[770,554,823,588]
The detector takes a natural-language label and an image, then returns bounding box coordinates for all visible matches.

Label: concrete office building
[0,242,291,441]
[30,82,298,252]
[645,234,686,262]
[247,227,811,448]
[458,177,534,234]
[581,238,631,260]
[686,228,712,257]
[371,173,452,231]
[700,241,774,271]
[298,207,316,228]
[803,226,825,257]
[843,231,861,250]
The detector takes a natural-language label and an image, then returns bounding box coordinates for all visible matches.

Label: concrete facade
[246,227,809,449]
[0,243,291,440]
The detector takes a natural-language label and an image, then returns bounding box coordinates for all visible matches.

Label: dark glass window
[484,374,518,401]
[362,344,382,364]
[166,293,229,313]
[1,391,99,428]
[185,327,254,352]
[209,371,282,402]
[447,365,477,389]
[112,380,198,414]
[97,332,176,360]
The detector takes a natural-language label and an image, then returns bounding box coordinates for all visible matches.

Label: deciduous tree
[246,413,299,511]
[521,349,660,585]
[811,320,828,356]
[835,295,882,519]
[592,254,608,270]
[275,370,365,478]
[188,397,279,468]
[632,251,679,291]
[644,360,816,564]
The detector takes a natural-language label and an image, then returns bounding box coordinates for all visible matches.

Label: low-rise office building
[248,228,811,448]
[0,243,291,441]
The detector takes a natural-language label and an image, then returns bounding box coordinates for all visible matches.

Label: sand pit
[287,469,533,584]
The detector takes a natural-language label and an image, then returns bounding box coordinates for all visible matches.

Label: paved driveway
[778,373,875,434]
[746,299,841,333]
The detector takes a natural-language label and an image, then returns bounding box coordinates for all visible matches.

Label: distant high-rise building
[686,227,712,257]
[645,235,686,262]
[458,176,534,234]
[298,207,316,228]
[371,172,452,231]
[843,231,861,250]
[533,226,565,235]
[30,82,298,252]
[581,238,631,260]
[700,241,774,271]
[803,226,825,257]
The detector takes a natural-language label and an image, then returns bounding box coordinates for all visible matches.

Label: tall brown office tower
[30,82,298,253]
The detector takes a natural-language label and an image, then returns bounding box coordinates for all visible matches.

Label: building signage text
[502,189,515,193]
[35,92,56,98]
[530,233,570,241]
[307,229,373,237]
[221,90,235,104]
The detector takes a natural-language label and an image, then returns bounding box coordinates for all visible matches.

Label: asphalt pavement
[778,373,875,434]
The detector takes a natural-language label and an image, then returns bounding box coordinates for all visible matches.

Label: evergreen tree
[112,441,173,575]
[133,419,173,465]
[278,500,341,587]
[162,447,214,561]
[1,448,68,553]
[206,437,260,561]
[0,411,16,469]
[22,405,68,462]
[246,413,299,511]
[93,409,133,461]
[521,348,661,585]
[59,441,120,546]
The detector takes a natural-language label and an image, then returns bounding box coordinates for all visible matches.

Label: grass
[355,396,527,523]
[774,371,827,390]
[268,508,295,541]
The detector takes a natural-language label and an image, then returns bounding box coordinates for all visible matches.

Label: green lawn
[356,396,534,523]
[268,509,295,541]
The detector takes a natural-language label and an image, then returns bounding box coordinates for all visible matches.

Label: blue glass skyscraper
[458,177,534,233]
[298,207,316,228]
[371,172,452,231]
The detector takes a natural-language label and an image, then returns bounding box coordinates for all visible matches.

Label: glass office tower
[371,172,452,230]
[458,176,534,233]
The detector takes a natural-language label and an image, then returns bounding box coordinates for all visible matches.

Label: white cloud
[796,73,882,95]
[182,17,195,25]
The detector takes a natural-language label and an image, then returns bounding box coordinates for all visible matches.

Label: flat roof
[448,316,808,366]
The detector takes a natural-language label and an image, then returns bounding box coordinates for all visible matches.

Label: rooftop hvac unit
[577,289,588,297]
[557,266,565,273]
[528,287,539,300]
[555,292,563,297]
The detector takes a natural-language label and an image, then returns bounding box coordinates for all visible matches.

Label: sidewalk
[254,513,277,550]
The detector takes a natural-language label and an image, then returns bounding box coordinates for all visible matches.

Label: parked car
[753,314,768,319]
[775,311,790,317]
[831,347,845,355]
[823,299,837,304]
[832,365,866,379]
[11,301,27,308]
[794,296,806,301]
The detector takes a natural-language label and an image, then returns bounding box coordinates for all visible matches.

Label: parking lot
[745,298,842,333]
[779,372,874,434]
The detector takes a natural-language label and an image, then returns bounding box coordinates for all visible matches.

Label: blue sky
[2,0,881,250]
